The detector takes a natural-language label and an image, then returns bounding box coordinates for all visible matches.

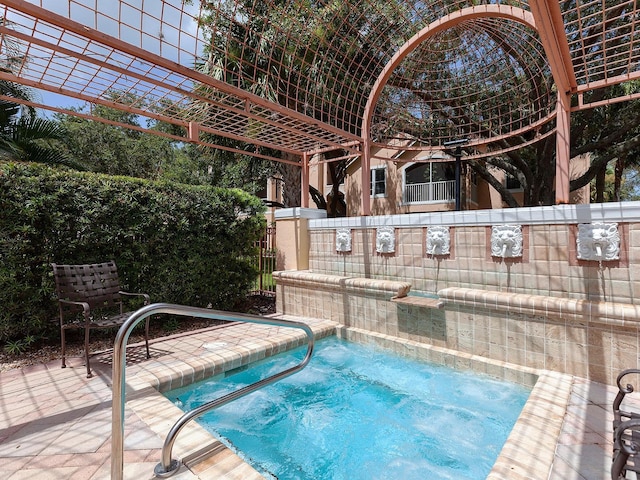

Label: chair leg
[144,318,150,359]
[612,450,629,480]
[84,327,92,378]
[61,326,66,369]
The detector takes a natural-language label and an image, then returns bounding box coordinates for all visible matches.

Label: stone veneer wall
[274,202,640,384]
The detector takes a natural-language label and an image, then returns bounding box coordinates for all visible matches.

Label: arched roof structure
[0,0,638,210]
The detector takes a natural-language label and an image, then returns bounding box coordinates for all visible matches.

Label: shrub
[0,161,266,343]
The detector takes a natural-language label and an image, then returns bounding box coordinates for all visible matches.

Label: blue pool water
[167,338,530,480]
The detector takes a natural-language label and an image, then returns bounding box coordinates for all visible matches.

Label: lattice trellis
[372,15,556,152]
[0,0,638,163]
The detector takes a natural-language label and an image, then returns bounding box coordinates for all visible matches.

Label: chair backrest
[51,260,122,308]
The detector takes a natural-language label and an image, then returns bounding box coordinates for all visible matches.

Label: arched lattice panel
[372,16,556,153]
[0,0,637,159]
[193,0,534,140]
[563,0,640,89]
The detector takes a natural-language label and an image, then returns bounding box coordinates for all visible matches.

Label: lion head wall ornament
[426,226,450,256]
[335,228,352,252]
[491,225,523,258]
[376,226,395,253]
[577,223,620,261]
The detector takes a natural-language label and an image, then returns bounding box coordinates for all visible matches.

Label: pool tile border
[123,318,572,479]
[335,326,574,479]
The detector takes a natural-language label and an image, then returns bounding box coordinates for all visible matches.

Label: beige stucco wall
[325,148,592,216]
[274,208,327,271]
[344,149,465,217]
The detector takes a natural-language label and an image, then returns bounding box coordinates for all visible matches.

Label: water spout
[595,243,602,258]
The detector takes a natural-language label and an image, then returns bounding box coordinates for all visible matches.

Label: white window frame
[401,162,456,204]
[370,166,387,198]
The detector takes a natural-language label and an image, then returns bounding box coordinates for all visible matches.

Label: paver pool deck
[0,314,633,480]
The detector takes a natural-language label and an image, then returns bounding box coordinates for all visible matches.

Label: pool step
[182,441,265,479]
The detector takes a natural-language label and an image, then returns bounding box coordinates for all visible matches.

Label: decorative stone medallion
[335,228,352,252]
[491,225,523,258]
[426,226,450,256]
[577,223,620,261]
[376,226,395,253]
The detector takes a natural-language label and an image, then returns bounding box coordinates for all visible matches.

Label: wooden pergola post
[555,92,571,204]
[301,152,310,208]
[361,137,371,216]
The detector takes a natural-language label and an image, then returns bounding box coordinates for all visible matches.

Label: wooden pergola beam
[529,0,578,205]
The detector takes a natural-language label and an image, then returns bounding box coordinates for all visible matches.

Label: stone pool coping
[123,317,572,479]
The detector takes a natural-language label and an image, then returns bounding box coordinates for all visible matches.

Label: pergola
[0,0,638,214]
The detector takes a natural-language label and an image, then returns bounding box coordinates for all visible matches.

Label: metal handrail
[111,303,315,480]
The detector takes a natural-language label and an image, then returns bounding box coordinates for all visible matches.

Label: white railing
[403,180,455,203]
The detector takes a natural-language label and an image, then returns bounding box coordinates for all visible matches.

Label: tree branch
[570,134,640,191]
[468,160,520,207]
[308,184,327,210]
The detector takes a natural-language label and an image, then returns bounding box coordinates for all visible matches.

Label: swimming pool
[167,337,530,480]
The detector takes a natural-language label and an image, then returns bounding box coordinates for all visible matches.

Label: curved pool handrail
[111,303,315,480]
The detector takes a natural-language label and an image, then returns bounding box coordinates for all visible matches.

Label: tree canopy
[2,2,639,206]
[192,0,640,207]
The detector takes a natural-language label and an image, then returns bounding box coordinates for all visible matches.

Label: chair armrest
[617,369,640,391]
[614,369,640,414]
[615,418,640,456]
[119,291,151,305]
[58,299,91,322]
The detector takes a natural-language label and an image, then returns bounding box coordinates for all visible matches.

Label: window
[370,167,386,197]
[405,162,455,184]
[505,173,522,190]
[275,177,282,202]
[470,170,478,203]
[402,162,456,203]
[326,162,346,187]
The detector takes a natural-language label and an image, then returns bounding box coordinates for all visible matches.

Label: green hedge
[0,162,266,343]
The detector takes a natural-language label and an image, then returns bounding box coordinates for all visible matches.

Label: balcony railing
[403,180,455,203]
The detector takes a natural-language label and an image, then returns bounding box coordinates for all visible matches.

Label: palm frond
[12,116,65,143]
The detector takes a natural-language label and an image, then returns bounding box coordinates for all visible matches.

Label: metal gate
[252,225,276,296]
